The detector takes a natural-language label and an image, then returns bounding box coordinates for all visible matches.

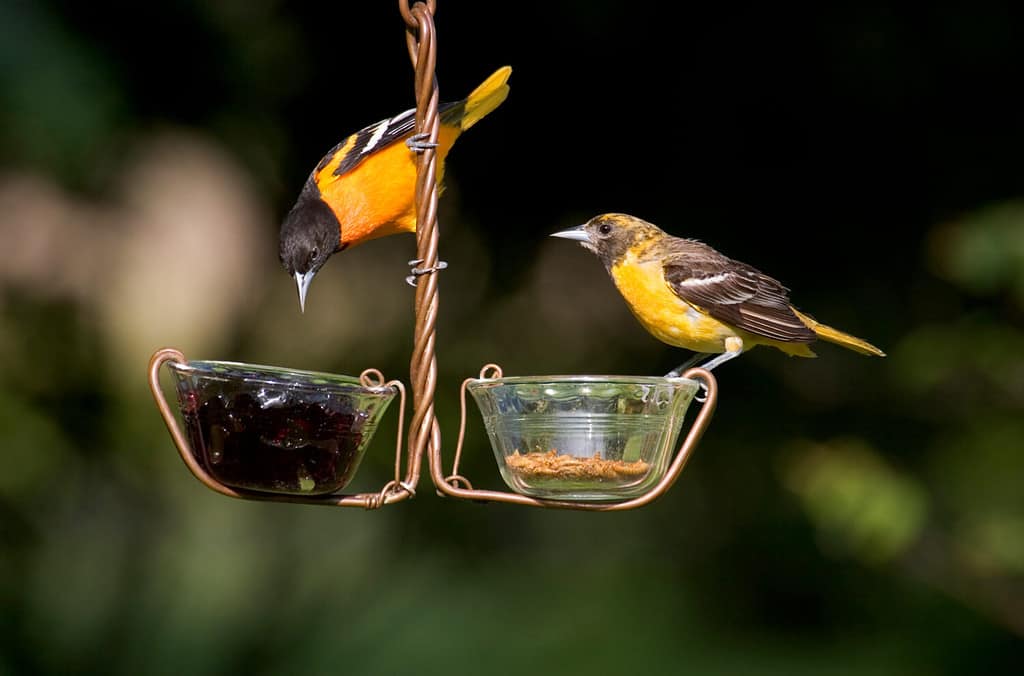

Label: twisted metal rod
[401,0,443,487]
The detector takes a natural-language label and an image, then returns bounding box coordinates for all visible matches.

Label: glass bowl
[167,360,397,496]
[467,376,701,501]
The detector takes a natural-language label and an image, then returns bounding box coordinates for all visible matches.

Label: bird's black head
[279,194,341,311]
[550,213,664,268]
[279,195,340,276]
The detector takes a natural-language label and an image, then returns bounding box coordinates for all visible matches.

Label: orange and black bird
[279,66,512,311]
[551,214,885,373]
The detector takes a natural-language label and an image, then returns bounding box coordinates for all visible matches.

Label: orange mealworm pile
[505,450,649,481]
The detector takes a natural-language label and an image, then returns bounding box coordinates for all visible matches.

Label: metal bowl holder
[148,1,719,511]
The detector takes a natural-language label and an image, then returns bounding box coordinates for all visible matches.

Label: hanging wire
[400,0,443,491]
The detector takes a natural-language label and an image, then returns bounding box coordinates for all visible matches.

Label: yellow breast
[610,254,739,353]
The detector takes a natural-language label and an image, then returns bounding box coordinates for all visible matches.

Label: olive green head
[550,213,665,268]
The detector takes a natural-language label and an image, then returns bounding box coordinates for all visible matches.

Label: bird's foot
[664,353,711,378]
[406,133,438,152]
[665,353,716,402]
[406,259,448,286]
[696,337,745,372]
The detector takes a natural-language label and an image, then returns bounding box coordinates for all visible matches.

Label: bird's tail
[792,308,886,357]
[442,66,511,131]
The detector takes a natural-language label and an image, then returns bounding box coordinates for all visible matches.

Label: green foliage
[782,438,928,564]
[0,3,124,183]
[930,201,1024,305]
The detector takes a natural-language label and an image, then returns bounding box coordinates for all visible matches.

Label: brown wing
[660,240,816,343]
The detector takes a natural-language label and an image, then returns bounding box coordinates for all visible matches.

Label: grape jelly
[169,361,396,496]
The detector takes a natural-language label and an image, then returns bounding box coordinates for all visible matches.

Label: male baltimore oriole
[551,214,885,372]
[279,66,512,311]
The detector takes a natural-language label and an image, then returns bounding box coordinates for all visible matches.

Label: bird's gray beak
[295,270,315,313]
[549,225,592,243]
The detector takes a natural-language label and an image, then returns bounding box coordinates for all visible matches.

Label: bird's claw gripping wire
[665,354,712,401]
[665,353,710,379]
[665,341,742,401]
[406,133,438,152]
[406,259,448,286]
[697,337,745,372]
[666,338,744,376]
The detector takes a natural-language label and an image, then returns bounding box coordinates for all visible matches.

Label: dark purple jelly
[170,361,395,496]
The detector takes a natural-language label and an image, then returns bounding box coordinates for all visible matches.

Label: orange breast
[318,125,460,248]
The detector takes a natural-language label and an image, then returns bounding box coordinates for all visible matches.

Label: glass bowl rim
[467,374,700,393]
[167,359,397,397]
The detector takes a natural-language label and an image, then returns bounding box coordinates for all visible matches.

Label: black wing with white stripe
[314,101,461,180]
[661,243,816,343]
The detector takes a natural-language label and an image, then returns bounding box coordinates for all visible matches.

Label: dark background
[2,1,1023,673]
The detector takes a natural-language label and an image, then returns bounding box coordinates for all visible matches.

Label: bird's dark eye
[308,248,319,267]
[598,223,612,236]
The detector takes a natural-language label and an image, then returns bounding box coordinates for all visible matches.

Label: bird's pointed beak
[549,225,591,243]
[295,270,315,313]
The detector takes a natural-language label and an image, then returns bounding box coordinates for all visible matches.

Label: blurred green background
[2,1,1023,673]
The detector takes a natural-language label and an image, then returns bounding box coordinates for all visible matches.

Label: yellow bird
[551,213,885,372]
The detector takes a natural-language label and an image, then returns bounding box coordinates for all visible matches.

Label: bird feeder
[147,0,718,511]
[149,348,416,508]
[435,364,715,510]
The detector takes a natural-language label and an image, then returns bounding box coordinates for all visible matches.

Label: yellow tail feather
[453,66,511,131]
[792,308,885,357]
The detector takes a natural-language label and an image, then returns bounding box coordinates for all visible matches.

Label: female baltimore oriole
[279,66,511,311]
[552,214,885,372]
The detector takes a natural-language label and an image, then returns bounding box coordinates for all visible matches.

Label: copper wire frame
[436,364,718,511]
[147,1,720,512]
